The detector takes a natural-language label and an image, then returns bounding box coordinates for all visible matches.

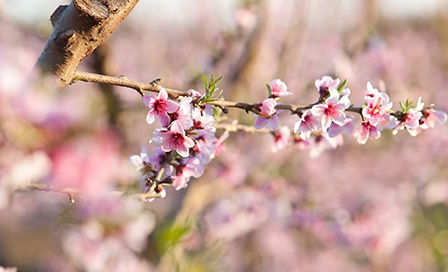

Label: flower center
[193,120,203,129]
[171,133,185,146]
[325,105,335,116]
[154,100,168,114]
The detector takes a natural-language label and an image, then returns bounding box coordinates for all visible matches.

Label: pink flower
[315,76,340,97]
[170,97,193,130]
[129,147,154,177]
[183,157,205,178]
[269,79,291,98]
[171,174,190,191]
[311,89,350,130]
[328,115,355,138]
[362,82,393,126]
[192,129,218,164]
[171,158,204,190]
[159,121,195,157]
[354,121,381,144]
[254,98,279,130]
[143,88,178,127]
[293,110,320,139]
[191,107,215,131]
[393,98,424,136]
[188,89,202,98]
[148,147,167,171]
[421,108,447,129]
[272,126,290,152]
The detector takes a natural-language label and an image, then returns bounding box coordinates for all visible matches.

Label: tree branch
[35,0,140,85]
[72,70,364,117]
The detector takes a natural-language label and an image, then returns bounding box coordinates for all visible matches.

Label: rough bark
[35,0,139,85]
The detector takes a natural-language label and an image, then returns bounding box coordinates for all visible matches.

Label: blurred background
[1,0,448,271]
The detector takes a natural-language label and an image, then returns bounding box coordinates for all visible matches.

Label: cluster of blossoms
[257,77,447,157]
[130,88,227,200]
[131,76,447,198]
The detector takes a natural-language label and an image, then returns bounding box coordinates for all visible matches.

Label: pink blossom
[311,89,350,130]
[191,106,215,131]
[269,79,291,98]
[294,110,320,139]
[308,133,343,158]
[192,130,217,164]
[354,121,381,144]
[142,88,178,127]
[129,147,150,172]
[362,82,393,126]
[294,133,342,158]
[328,115,355,138]
[272,126,290,152]
[170,97,193,129]
[188,89,202,98]
[171,174,190,191]
[254,98,279,130]
[315,76,340,97]
[171,158,204,190]
[294,134,312,150]
[159,121,195,157]
[421,108,447,129]
[148,147,167,171]
[392,98,424,136]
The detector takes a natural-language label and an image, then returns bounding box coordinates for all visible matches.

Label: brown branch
[35,0,140,85]
[73,70,188,98]
[72,70,365,118]
[17,184,77,205]
[16,183,165,203]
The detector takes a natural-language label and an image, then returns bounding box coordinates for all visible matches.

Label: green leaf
[155,221,191,254]
[266,84,272,97]
[337,79,347,93]
[201,74,209,93]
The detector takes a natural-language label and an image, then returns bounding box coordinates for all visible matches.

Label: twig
[72,71,365,117]
[72,71,189,98]
[17,184,77,205]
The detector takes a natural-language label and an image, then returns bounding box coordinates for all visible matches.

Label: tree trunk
[35,0,139,85]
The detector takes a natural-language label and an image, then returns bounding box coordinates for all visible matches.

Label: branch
[72,70,364,117]
[35,0,140,85]
[73,70,188,98]
[16,183,166,203]
[17,184,77,205]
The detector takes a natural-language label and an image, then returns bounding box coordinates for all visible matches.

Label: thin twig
[72,71,189,98]
[17,184,77,205]
[72,71,365,117]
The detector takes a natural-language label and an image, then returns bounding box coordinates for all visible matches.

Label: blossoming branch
[70,71,447,201]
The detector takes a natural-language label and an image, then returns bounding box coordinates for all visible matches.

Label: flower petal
[254,116,268,129]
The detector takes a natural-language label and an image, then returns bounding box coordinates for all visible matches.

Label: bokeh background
[1,0,448,271]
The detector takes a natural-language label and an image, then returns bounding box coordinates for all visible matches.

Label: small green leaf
[337,79,347,93]
[399,101,404,111]
[266,84,272,96]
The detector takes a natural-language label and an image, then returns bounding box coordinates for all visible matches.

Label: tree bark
[35,0,139,85]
